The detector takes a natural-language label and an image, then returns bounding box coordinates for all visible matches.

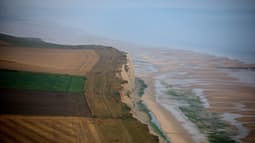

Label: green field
[0,70,86,93]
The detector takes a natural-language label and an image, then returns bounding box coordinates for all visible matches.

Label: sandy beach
[142,76,195,143]
[128,47,255,143]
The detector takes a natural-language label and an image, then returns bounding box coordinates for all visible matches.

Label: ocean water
[1,0,255,65]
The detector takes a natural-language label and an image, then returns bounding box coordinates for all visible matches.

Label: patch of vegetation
[208,132,236,143]
[136,78,169,142]
[0,69,86,93]
[137,100,150,114]
[137,78,148,97]
[166,87,237,143]
[137,101,169,142]
[150,121,167,140]
[166,90,183,97]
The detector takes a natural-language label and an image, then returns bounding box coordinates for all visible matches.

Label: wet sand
[142,76,196,143]
[128,47,255,143]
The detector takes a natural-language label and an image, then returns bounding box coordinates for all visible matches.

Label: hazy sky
[1,0,255,61]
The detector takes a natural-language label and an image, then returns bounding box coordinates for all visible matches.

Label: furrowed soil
[0,46,99,76]
[0,115,157,143]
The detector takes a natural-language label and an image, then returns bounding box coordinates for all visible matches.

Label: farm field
[0,47,99,76]
[0,88,91,116]
[0,69,89,116]
[0,70,86,93]
[0,34,157,143]
[0,115,157,143]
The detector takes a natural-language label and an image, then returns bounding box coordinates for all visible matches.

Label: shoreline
[129,47,255,143]
[154,47,255,65]
[142,76,196,143]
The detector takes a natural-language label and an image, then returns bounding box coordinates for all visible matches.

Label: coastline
[142,76,195,143]
[119,54,169,143]
[128,47,255,143]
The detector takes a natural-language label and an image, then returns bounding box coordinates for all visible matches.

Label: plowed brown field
[0,47,99,76]
[0,88,91,116]
[0,115,157,143]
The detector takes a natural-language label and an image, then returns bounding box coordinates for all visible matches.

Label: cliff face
[117,54,168,143]
[117,54,136,108]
